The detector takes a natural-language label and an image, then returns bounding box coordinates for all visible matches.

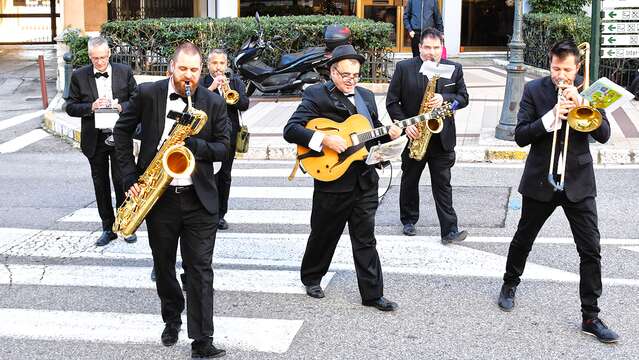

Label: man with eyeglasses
[65,36,138,246]
[387,28,469,242]
[284,45,402,311]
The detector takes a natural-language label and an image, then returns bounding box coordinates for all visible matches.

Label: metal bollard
[38,55,49,109]
[63,52,73,99]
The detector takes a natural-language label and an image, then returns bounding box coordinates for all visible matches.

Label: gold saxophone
[408,74,443,161]
[113,81,208,237]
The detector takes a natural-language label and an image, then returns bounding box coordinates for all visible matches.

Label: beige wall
[64,0,107,33]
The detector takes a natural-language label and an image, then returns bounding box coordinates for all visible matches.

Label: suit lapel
[87,67,99,100]
[156,79,170,144]
[414,58,426,95]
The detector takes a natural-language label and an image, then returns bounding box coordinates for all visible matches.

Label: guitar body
[298,114,372,182]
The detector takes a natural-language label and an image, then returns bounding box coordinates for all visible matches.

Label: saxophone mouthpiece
[185,80,191,97]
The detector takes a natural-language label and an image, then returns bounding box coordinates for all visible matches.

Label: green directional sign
[601,34,639,46]
[601,47,639,59]
[601,22,639,34]
[601,8,639,20]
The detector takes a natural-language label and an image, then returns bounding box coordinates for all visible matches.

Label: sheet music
[365,136,408,165]
[94,108,119,129]
[419,60,455,79]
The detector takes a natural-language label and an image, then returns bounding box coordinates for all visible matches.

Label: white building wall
[215,0,239,18]
[442,0,462,57]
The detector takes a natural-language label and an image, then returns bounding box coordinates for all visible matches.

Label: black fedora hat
[327,44,365,66]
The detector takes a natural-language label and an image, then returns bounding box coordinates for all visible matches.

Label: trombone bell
[567,106,602,132]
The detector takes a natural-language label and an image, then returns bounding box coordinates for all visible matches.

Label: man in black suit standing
[284,45,401,311]
[65,36,137,246]
[114,42,230,358]
[202,49,250,230]
[496,40,619,343]
[386,28,469,242]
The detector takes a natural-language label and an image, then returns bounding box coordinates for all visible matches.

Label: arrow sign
[601,34,639,46]
[602,8,639,20]
[601,22,639,33]
[601,47,639,58]
[602,0,639,8]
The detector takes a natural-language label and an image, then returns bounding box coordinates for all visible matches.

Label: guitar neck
[356,112,434,143]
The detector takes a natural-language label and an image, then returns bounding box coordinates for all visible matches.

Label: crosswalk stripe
[0,264,333,295]
[230,186,313,198]
[58,208,313,225]
[0,129,49,153]
[231,167,394,177]
[0,110,45,131]
[2,228,637,287]
[0,308,303,354]
[621,246,639,253]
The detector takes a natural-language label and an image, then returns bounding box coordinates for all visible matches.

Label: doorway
[460,0,513,52]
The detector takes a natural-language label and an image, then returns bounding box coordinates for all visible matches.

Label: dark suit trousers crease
[399,138,458,237]
[301,184,384,301]
[504,193,602,319]
[410,30,421,58]
[146,189,218,340]
[87,132,125,230]
[215,137,236,218]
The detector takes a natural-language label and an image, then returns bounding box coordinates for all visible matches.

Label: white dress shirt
[93,65,113,100]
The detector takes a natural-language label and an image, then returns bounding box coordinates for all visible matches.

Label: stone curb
[42,92,638,165]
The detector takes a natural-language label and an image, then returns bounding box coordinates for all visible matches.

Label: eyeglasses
[334,68,360,82]
[90,56,109,62]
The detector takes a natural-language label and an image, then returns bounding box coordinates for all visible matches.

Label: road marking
[621,246,639,253]
[0,308,302,354]
[0,265,333,295]
[0,110,46,131]
[230,186,313,198]
[2,228,637,286]
[0,129,49,153]
[231,167,395,177]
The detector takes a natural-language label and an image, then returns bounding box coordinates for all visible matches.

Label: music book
[419,60,455,79]
[365,135,408,165]
[581,77,634,112]
[94,108,120,129]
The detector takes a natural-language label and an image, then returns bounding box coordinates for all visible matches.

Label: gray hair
[87,36,109,53]
[207,49,228,62]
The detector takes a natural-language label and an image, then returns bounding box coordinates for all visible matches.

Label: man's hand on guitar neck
[322,135,347,153]
[388,124,401,140]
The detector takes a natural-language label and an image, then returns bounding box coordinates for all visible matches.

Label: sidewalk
[43,64,639,164]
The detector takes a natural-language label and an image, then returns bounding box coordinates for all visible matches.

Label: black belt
[168,185,193,194]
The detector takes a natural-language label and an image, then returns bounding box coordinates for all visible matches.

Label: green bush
[522,13,591,69]
[62,28,90,68]
[98,15,393,77]
[527,0,591,15]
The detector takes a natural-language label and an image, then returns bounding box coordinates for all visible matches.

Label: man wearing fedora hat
[284,44,402,311]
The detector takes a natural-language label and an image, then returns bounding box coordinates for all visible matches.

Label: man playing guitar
[283,45,401,311]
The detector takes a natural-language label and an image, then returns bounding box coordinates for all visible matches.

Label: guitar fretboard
[356,112,433,143]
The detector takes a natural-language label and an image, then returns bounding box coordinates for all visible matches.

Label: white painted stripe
[231,167,395,178]
[0,265,333,295]
[0,308,302,354]
[0,110,45,131]
[621,246,639,253]
[0,129,49,153]
[58,208,313,225]
[230,186,312,199]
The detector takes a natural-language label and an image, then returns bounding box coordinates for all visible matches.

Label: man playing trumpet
[202,49,250,230]
[497,40,619,343]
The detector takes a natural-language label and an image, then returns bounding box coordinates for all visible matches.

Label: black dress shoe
[161,322,181,347]
[402,223,416,236]
[498,284,516,312]
[582,318,619,343]
[124,233,137,243]
[181,272,187,292]
[95,230,117,246]
[192,338,226,358]
[362,297,398,312]
[304,285,325,299]
[217,218,229,230]
[441,230,468,244]
[151,266,157,282]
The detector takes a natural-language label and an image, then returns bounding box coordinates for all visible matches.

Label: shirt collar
[93,64,111,76]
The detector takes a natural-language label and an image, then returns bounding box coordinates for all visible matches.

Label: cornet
[547,42,602,192]
[219,75,240,105]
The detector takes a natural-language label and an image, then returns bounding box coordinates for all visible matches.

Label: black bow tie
[344,93,354,98]
[94,72,109,79]
[169,92,188,104]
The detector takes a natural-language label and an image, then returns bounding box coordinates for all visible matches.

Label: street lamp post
[495,0,526,141]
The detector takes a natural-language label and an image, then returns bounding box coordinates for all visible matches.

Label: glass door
[358,0,404,52]
[0,0,60,44]
[460,0,513,52]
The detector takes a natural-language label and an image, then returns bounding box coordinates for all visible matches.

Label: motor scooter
[233,12,351,96]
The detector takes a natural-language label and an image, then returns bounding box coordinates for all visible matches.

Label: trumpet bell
[225,90,240,105]
[567,106,602,132]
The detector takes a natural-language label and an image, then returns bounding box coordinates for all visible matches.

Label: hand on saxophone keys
[127,183,142,198]
[405,124,421,140]
[426,93,444,108]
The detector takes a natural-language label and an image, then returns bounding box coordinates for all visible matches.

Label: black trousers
[215,139,236,218]
[410,29,422,58]
[399,139,458,237]
[301,184,384,301]
[87,132,125,231]
[503,193,602,320]
[146,186,218,341]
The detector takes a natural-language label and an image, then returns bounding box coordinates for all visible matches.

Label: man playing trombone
[497,40,619,343]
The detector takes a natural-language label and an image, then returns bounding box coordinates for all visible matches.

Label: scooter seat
[278,47,326,68]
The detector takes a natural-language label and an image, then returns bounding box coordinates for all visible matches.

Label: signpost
[596,0,639,80]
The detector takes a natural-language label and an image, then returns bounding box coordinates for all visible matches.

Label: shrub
[62,28,90,68]
[527,0,591,15]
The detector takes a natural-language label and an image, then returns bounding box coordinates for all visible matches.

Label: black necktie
[169,92,188,104]
[94,72,109,79]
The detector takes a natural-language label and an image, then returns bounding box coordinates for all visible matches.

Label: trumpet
[219,75,239,105]
[547,42,602,192]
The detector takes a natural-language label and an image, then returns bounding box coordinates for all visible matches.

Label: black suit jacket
[515,76,610,202]
[113,78,231,215]
[386,57,469,152]
[283,81,389,192]
[202,74,250,145]
[65,63,137,158]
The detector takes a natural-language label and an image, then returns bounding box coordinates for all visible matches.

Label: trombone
[547,42,603,191]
